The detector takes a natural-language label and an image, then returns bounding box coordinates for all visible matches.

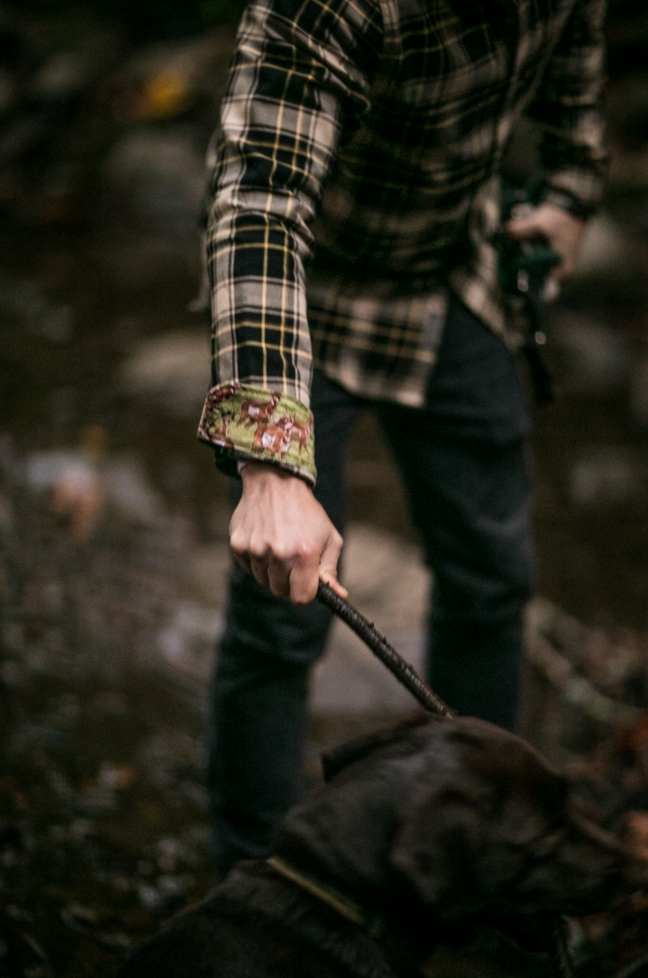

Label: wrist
[239,460,308,488]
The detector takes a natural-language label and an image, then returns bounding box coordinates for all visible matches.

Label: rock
[312,524,431,714]
[29,23,121,102]
[25,449,96,493]
[190,542,231,605]
[568,446,646,507]
[96,235,197,287]
[0,270,74,342]
[97,762,136,791]
[103,457,168,527]
[341,523,430,629]
[157,601,224,684]
[136,730,206,792]
[575,212,637,278]
[25,450,167,530]
[31,51,95,102]
[119,329,210,414]
[103,127,206,238]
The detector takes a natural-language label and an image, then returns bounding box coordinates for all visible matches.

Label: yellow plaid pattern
[200,0,607,482]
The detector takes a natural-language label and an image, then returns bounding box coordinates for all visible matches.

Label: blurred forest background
[3,0,648,975]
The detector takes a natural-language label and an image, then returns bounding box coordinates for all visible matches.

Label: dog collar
[267,856,386,939]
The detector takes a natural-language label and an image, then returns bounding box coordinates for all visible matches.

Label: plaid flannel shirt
[198,0,607,484]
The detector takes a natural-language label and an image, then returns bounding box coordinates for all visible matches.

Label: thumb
[319,528,347,599]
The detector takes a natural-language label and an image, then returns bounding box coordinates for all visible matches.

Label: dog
[117,715,640,978]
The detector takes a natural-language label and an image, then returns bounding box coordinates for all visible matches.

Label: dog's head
[388,719,630,921]
[278,716,636,925]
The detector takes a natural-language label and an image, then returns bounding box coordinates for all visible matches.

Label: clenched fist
[230,462,347,604]
[505,203,586,282]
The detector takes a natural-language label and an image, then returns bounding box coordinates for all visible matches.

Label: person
[197,0,606,876]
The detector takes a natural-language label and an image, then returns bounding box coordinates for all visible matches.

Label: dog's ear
[321,715,433,782]
[390,780,508,921]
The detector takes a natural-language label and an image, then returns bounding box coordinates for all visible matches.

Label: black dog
[118,716,638,978]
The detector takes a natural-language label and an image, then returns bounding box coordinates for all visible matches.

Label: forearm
[198,0,381,482]
[527,0,608,218]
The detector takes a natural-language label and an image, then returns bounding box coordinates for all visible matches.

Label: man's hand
[504,203,587,282]
[230,462,347,604]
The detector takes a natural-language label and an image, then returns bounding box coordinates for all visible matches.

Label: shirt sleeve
[197,0,382,484]
[526,0,608,219]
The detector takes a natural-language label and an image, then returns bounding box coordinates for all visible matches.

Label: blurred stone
[569,446,646,508]
[25,427,106,504]
[0,110,53,167]
[109,32,235,123]
[157,873,191,897]
[75,781,119,816]
[156,837,186,872]
[551,312,631,391]
[97,763,136,791]
[40,304,74,343]
[137,731,206,791]
[1,454,193,681]
[138,883,162,913]
[97,235,196,286]
[25,448,104,538]
[190,542,231,605]
[575,213,636,278]
[61,902,99,928]
[119,329,210,414]
[312,524,430,714]
[103,458,167,527]
[158,601,224,684]
[629,358,648,428]
[342,523,430,627]
[104,127,205,238]
[0,270,74,342]
[32,51,94,102]
[30,25,121,102]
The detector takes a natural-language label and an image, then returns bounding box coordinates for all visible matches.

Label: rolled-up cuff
[197,381,316,485]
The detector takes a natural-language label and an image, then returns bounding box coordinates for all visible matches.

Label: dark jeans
[209,296,535,874]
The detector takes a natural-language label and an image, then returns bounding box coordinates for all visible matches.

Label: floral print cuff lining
[197,382,316,485]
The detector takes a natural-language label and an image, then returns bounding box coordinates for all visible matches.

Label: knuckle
[230,538,246,558]
[271,544,292,564]
[295,544,317,565]
[248,539,269,561]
